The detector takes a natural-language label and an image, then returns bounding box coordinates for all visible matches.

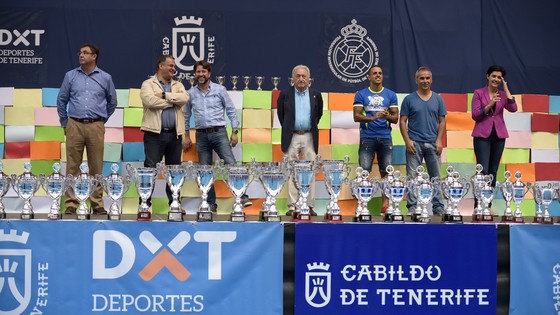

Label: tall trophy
[216,76,225,85]
[407,165,428,222]
[126,162,162,221]
[350,167,378,222]
[101,164,131,221]
[408,168,438,223]
[193,163,217,222]
[533,183,554,224]
[508,171,531,223]
[271,77,281,90]
[41,162,69,220]
[12,162,41,220]
[479,175,498,222]
[321,156,350,222]
[387,170,406,223]
[471,164,489,222]
[219,162,254,222]
[498,171,514,223]
[242,76,251,90]
[230,76,239,90]
[165,162,194,222]
[441,166,455,222]
[290,157,320,222]
[255,159,289,222]
[255,76,265,90]
[446,171,469,223]
[187,75,195,89]
[0,162,12,219]
[67,162,99,220]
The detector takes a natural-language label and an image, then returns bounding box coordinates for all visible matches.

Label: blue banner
[510,225,560,315]
[0,221,283,314]
[295,224,497,315]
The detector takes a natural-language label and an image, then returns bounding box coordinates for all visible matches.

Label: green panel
[0,125,4,143]
[151,198,169,214]
[391,128,404,145]
[446,148,475,163]
[318,111,331,129]
[30,160,58,177]
[242,90,272,109]
[271,128,281,144]
[35,126,65,141]
[467,93,473,112]
[332,144,359,163]
[123,108,143,127]
[116,89,130,108]
[242,143,272,163]
[103,143,122,162]
[502,149,530,163]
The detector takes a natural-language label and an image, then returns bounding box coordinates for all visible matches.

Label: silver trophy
[321,156,351,222]
[67,162,99,220]
[242,76,251,90]
[471,164,489,222]
[381,165,397,222]
[255,158,289,222]
[508,171,531,224]
[290,157,320,221]
[288,77,294,86]
[230,76,239,90]
[0,162,11,219]
[479,175,498,223]
[219,162,254,222]
[126,163,163,221]
[12,162,41,220]
[350,167,379,222]
[498,171,515,223]
[441,166,455,222]
[101,164,131,221]
[255,76,265,90]
[446,171,469,223]
[193,163,216,222]
[407,165,428,222]
[216,76,225,85]
[309,78,314,87]
[408,167,438,223]
[165,163,194,222]
[188,75,195,89]
[386,169,406,223]
[271,77,281,90]
[41,162,69,220]
[533,183,554,224]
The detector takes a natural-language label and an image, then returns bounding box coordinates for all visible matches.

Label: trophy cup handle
[125,163,134,177]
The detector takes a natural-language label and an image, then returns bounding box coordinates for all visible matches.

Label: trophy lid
[446,165,454,175]
[393,170,402,179]
[23,162,31,173]
[504,170,512,180]
[385,165,394,174]
[80,162,89,174]
[475,164,483,174]
[514,171,522,181]
[111,163,119,174]
[416,165,425,175]
[52,162,61,173]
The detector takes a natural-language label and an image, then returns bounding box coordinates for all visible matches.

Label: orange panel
[328,92,354,111]
[30,141,61,160]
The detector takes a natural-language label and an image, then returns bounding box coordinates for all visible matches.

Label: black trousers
[473,127,505,208]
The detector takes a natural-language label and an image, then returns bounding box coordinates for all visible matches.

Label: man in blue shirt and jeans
[399,66,447,216]
[183,60,251,212]
[353,65,399,213]
[57,43,117,216]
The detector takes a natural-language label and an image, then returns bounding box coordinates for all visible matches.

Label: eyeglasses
[77,51,94,56]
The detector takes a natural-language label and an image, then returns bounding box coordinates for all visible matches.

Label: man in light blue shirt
[183,60,251,212]
[57,43,117,217]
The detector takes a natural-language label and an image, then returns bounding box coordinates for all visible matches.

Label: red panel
[440,93,468,112]
[123,127,144,142]
[271,90,281,109]
[531,113,559,133]
[535,162,560,181]
[522,94,549,113]
[5,142,30,158]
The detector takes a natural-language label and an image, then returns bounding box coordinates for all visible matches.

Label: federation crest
[305,262,331,308]
[0,230,31,315]
[328,19,379,84]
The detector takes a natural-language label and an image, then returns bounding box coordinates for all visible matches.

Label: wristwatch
[162,91,166,99]
[232,129,239,134]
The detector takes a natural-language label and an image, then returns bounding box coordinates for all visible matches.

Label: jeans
[359,137,392,173]
[473,131,505,188]
[143,130,182,205]
[196,128,236,205]
[405,141,444,213]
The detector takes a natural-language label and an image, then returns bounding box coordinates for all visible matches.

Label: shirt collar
[295,88,308,96]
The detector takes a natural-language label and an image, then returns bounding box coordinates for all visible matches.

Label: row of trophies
[0,158,558,224]
[184,75,313,91]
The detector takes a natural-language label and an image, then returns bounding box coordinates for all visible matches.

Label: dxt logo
[0,29,45,46]
[92,230,236,281]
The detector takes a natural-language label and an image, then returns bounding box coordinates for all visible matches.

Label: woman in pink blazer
[471,65,518,189]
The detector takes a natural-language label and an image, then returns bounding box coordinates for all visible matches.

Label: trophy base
[47,212,61,220]
[442,213,451,222]
[472,213,482,223]
[502,215,524,224]
[259,210,268,222]
[411,213,422,222]
[539,217,554,225]
[418,216,431,223]
[76,213,90,221]
[391,214,405,223]
[0,212,5,219]
[294,212,311,222]
[266,214,281,222]
[447,214,463,224]
[230,214,246,222]
[167,211,184,222]
[352,214,371,222]
[137,212,152,221]
[108,213,121,221]
[383,213,392,222]
[197,211,213,222]
[324,213,342,223]
[481,214,494,222]
[21,213,34,220]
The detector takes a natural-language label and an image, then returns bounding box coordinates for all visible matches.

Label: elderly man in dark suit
[277,65,323,216]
